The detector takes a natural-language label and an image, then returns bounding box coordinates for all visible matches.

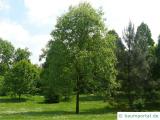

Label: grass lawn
[0,95,117,120]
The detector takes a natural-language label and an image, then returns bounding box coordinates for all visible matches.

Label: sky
[0,0,160,64]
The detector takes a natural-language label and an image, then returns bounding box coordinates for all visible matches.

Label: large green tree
[132,22,153,109]
[122,22,136,108]
[133,23,158,110]
[42,3,117,114]
[122,22,154,110]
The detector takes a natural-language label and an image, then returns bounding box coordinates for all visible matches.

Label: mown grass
[0,95,117,120]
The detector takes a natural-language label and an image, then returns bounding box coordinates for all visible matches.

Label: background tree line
[1,2,160,113]
[0,39,41,100]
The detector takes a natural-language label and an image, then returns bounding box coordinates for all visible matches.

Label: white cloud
[98,0,160,42]
[24,0,160,41]
[0,20,50,64]
[0,0,10,11]
[1,0,160,64]
[29,34,51,64]
[24,0,100,25]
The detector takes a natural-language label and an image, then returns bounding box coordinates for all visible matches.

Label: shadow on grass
[81,106,117,115]
[79,95,103,102]
[37,95,102,104]
[144,102,160,111]
[0,106,117,117]
[0,98,27,103]
[37,101,60,104]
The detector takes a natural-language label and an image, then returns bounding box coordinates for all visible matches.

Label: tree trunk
[127,39,133,109]
[18,94,21,102]
[76,90,79,114]
[76,74,79,114]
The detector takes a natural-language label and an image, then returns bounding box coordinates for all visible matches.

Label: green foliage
[149,35,160,103]
[1,2,160,113]
[135,22,154,47]
[0,75,6,96]
[0,38,15,64]
[153,35,160,79]
[41,3,117,113]
[93,34,118,100]
[4,60,40,100]
[41,40,74,103]
[122,22,136,108]
[134,23,156,107]
[14,48,31,62]
[108,30,125,83]
[0,38,15,96]
[108,30,126,104]
[120,22,155,110]
[0,38,15,76]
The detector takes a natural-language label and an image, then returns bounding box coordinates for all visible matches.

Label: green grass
[0,95,117,120]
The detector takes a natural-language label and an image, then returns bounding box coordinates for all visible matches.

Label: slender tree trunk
[76,90,79,114]
[127,56,132,108]
[127,39,133,108]
[76,74,79,114]
[18,94,21,102]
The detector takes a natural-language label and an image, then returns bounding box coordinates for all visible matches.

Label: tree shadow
[80,95,103,102]
[0,98,27,103]
[37,101,60,104]
[0,106,117,117]
[80,106,117,115]
[0,110,74,117]
[144,102,160,111]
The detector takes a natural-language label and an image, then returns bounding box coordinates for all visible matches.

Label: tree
[0,38,15,96]
[149,35,160,103]
[41,40,74,103]
[131,22,153,109]
[108,30,126,104]
[13,48,31,62]
[135,22,154,47]
[122,22,136,108]
[108,30,125,82]
[122,22,154,110]
[4,60,39,100]
[42,3,117,114]
[0,38,15,75]
[133,23,156,109]
[153,35,160,79]
[0,75,5,95]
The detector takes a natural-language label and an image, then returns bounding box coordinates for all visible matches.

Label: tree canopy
[41,3,117,113]
[4,60,40,100]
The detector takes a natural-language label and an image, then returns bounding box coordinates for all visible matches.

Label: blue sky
[0,0,160,64]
